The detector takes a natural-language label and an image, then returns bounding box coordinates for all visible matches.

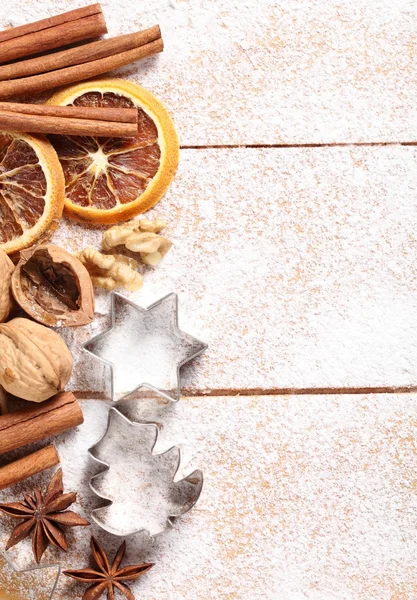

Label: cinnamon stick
[0,4,103,43]
[0,5,107,64]
[0,26,161,81]
[0,38,163,99]
[0,445,60,490]
[0,111,138,137]
[0,102,138,123]
[0,392,83,454]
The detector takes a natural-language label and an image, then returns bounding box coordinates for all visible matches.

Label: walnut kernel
[77,248,143,292]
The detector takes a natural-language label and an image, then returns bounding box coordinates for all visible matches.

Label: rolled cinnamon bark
[0,5,107,64]
[0,26,161,81]
[0,110,138,137]
[0,392,83,454]
[0,102,138,123]
[0,38,163,99]
[0,445,60,490]
[0,4,103,43]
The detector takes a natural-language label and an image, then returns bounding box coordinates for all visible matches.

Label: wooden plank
[1,394,416,598]
[2,0,417,144]
[53,146,417,394]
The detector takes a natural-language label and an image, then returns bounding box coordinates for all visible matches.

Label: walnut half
[102,218,172,266]
[77,249,143,292]
[77,217,172,292]
[11,245,95,328]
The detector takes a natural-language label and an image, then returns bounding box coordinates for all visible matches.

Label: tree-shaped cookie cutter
[83,292,207,402]
[88,407,203,537]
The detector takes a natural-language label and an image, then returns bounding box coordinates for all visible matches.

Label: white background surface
[0,1,417,599]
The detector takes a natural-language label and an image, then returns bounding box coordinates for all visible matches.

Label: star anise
[64,536,154,600]
[0,468,89,563]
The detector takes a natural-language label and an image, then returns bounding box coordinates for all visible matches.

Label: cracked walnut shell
[0,249,14,323]
[0,318,73,402]
[12,244,95,327]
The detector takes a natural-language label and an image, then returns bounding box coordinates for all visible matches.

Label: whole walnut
[0,249,14,323]
[0,318,73,402]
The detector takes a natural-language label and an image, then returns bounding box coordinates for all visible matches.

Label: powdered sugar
[0,1,415,598]
[84,293,206,401]
[54,146,417,394]
[89,409,202,536]
[3,0,417,145]
[0,553,59,600]
[0,395,416,599]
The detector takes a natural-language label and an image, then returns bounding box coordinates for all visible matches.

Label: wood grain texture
[53,146,417,394]
[0,2,414,599]
[2,0,415,144]
[0,395,415,599]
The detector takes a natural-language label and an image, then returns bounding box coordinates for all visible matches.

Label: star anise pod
[64,536,154,600]
[0,468,89,563]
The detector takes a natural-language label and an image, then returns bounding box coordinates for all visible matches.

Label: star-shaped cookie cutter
[88,407,204,537]
[83,292,207,402]
[0,550,60,599]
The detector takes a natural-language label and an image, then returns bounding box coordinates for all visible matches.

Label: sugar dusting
[90,409,201,536]
[0,553,59,600]
[88,299,181,400]
[85,294,203,401]
[4,0,417,145]
[54,147,417,394]
[0,3,416,599]
[0,395,415,599]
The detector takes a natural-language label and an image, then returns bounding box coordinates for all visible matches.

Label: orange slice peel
[0,132,64,256]
[47,79,179,224]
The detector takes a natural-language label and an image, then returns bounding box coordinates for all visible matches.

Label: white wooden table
[1,1,417,599]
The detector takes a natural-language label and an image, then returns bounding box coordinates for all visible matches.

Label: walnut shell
[0,249,14,323]
[11,244,95,327]
[0,318,73,402]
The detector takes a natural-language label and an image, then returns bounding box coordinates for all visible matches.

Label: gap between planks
[73,139,417,401]
[74,385,417,400]
[181,142,417,149]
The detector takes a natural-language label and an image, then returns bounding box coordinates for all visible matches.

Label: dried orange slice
[0,133,65,255]
[47,79,179,224]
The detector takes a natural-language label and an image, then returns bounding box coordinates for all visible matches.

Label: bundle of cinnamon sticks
[0,4,108,63]
[0,4,163,136]
[0,392,83,490]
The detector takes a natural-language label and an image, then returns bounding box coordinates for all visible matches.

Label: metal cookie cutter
[88,407,203,537]
[83,292,207,402]
[0,551,60,600]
